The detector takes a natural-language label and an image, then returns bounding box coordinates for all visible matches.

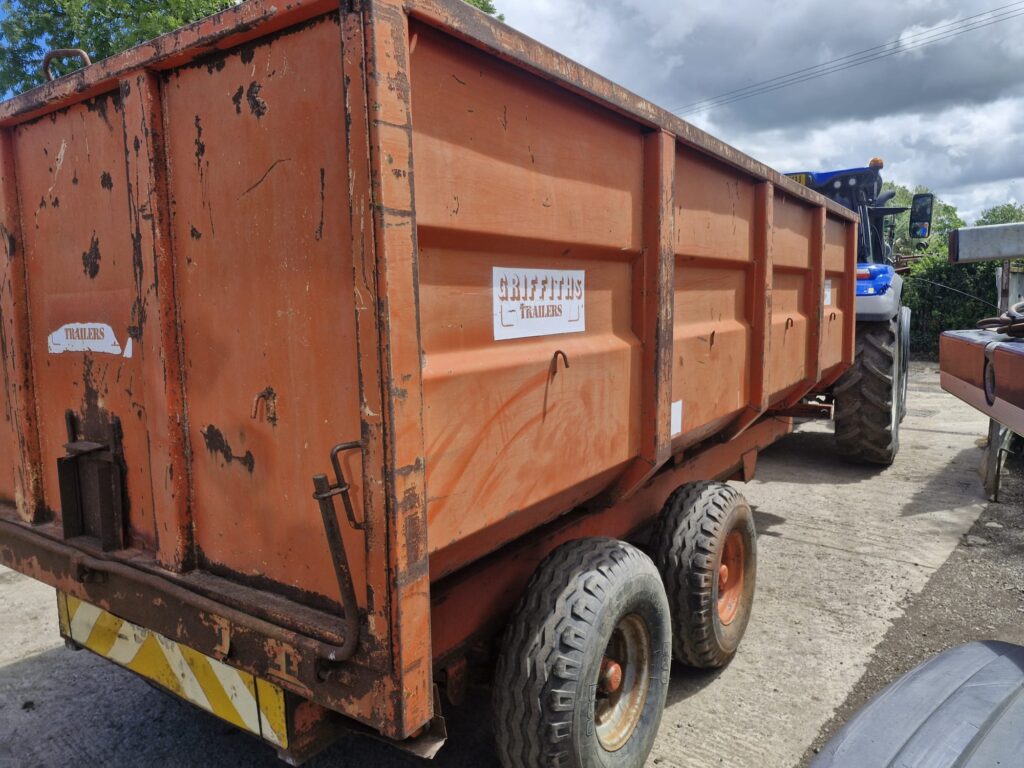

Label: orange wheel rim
[717,530,745,625]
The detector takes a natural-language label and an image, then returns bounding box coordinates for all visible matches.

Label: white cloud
[498,0,1024,223]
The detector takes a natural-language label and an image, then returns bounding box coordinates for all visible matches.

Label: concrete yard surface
[2,361,1021,768]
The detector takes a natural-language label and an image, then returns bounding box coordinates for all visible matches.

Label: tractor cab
[786,158,933,266]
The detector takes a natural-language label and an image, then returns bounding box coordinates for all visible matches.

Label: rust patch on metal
[200,425,255,473]
[81,232,101,278]
[99,170,113,190]
[245,81,268,118]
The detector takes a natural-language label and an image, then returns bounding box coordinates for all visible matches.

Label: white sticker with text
[824,279,833,307]
[671,400,684,437]
[493,267,585,340]
[48,322,123,356]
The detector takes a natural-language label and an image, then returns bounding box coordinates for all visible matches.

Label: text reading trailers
[0,0,857,765]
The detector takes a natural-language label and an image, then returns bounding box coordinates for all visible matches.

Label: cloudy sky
[498,0,1024,222]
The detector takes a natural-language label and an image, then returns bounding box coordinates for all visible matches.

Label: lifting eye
[984,358,997,406]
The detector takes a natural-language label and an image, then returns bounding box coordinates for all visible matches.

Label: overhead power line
[673,2,1024,117]
[671,0,1024,113]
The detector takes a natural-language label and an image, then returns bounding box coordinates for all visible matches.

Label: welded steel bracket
[57,409,127,551]
[311,440,364,662]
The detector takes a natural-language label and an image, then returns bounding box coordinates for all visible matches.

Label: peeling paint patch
[201,425,255,474]
[246,82,268,118]
[82,233,101,278]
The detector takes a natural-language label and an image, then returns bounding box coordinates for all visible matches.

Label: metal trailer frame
[0,0,857,760]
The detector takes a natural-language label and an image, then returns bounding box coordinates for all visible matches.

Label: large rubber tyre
[833,317,902,465]
[652,482,757,669]
[493,538,671,768]
[898,306,911,424]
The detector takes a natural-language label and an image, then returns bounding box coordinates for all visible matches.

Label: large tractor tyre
[652,482,757,669]
[493,538,671,768]
[833,317,902,465]
[898,306,911,424]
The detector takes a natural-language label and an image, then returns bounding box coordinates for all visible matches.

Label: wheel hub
[717,530,745,625]
[599,658,623,694]
[594,614,651,752]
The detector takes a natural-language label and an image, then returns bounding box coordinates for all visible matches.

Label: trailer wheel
[652,482,757,668]
[492,538,670,768]
[833,317,901,464]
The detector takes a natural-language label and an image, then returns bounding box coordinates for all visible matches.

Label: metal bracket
[57,410,128,551]
[311,440,364,662]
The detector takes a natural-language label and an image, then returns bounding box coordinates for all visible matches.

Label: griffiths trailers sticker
[493,267,585,341]
[47,322,133,357]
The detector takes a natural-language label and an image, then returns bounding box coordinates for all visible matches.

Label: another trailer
[0,1,857,764]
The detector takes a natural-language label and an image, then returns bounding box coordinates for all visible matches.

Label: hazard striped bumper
[57,591,289,749]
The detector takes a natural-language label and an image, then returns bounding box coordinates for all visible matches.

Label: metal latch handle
[310,440,365,663]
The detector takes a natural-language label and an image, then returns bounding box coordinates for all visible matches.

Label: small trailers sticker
[671,400,684,437]
[824,279,833,306]
[47,322,132,357]
[493,267,585,341]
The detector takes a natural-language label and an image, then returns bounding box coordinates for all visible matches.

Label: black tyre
[652,482,756,668]
[898,306,911,423]
[833,317,902,465]
[493,538,671,768]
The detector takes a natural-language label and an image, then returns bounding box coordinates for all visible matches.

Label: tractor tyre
[833,317,902,465]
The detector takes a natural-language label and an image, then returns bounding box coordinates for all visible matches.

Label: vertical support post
[609,129,675,500]
[1000,259,1011,313]
[725,181,774,439]
[353,0,432,740]
[842,218,857,367]
[341,1,392,673]
[781,205,826,408]
[118,71,192,570]
[0,128,43,522]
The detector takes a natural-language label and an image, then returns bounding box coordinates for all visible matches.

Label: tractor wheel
[898,306,911,423]
[652,481,757,669]
[493,538,671,768]
[833,317,902,465]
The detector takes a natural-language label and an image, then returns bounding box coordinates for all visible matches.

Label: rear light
[857,269,871,280]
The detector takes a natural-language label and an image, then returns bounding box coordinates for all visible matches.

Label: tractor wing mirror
[909,193,935,238]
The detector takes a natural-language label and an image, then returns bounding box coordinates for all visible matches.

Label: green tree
[463,0,503,21]
[882,181,964,259]
[899,197,1024,358]
[974,201,1024,226]
[1,0,236,95]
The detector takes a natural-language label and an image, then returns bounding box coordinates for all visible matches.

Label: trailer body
[0,0,856,759]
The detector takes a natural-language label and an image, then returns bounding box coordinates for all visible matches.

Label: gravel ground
[0,362,1017,768]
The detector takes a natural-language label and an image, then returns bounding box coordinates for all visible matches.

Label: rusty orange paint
[0,0,859,755]
[717,530,745,625]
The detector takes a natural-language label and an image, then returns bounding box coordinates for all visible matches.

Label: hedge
[902,253,1000,359]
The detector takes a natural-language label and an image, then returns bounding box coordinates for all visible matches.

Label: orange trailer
[0,1,857,764]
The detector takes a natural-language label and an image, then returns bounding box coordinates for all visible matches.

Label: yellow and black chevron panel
[57,592,288,749]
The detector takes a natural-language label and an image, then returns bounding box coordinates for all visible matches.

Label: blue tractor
[787,159,934,464]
